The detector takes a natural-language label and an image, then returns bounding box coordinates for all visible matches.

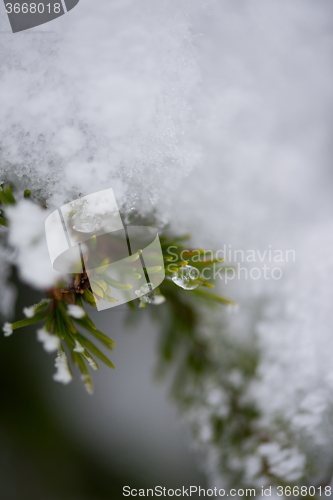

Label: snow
[23,305,36,318]
[67,304,86,319]
[36,327,60,353]
[73,339,85,353]
[23,299,51,318]
[258,443,305,482]
[1,0,333,487]
[6,199,59,289]
[84,354,98,371]
[2,322,13,337]
[53,349,72,384]
[0,0,200,219]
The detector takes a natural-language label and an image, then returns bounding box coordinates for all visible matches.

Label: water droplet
[171,265,200,290]
[135,283,165,305]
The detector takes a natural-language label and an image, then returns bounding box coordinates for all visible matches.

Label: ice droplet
[171,265,200,290]
[135,283,165,305]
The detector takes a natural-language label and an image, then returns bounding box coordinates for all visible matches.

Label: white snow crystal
[67,304,86,319]
[73,340,85,353]
[36,328,60,353]
[23,299,51,318]
[53,350,72,385]
[84,354,98,371]
[6,200,59,289]
[23,306,36,318]
[23,298,50,318]
[3,322,13,337]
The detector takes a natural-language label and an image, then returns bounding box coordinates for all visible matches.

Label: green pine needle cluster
[1,184,234,394]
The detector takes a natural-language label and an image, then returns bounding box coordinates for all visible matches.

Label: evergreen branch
[2,189,233,394]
